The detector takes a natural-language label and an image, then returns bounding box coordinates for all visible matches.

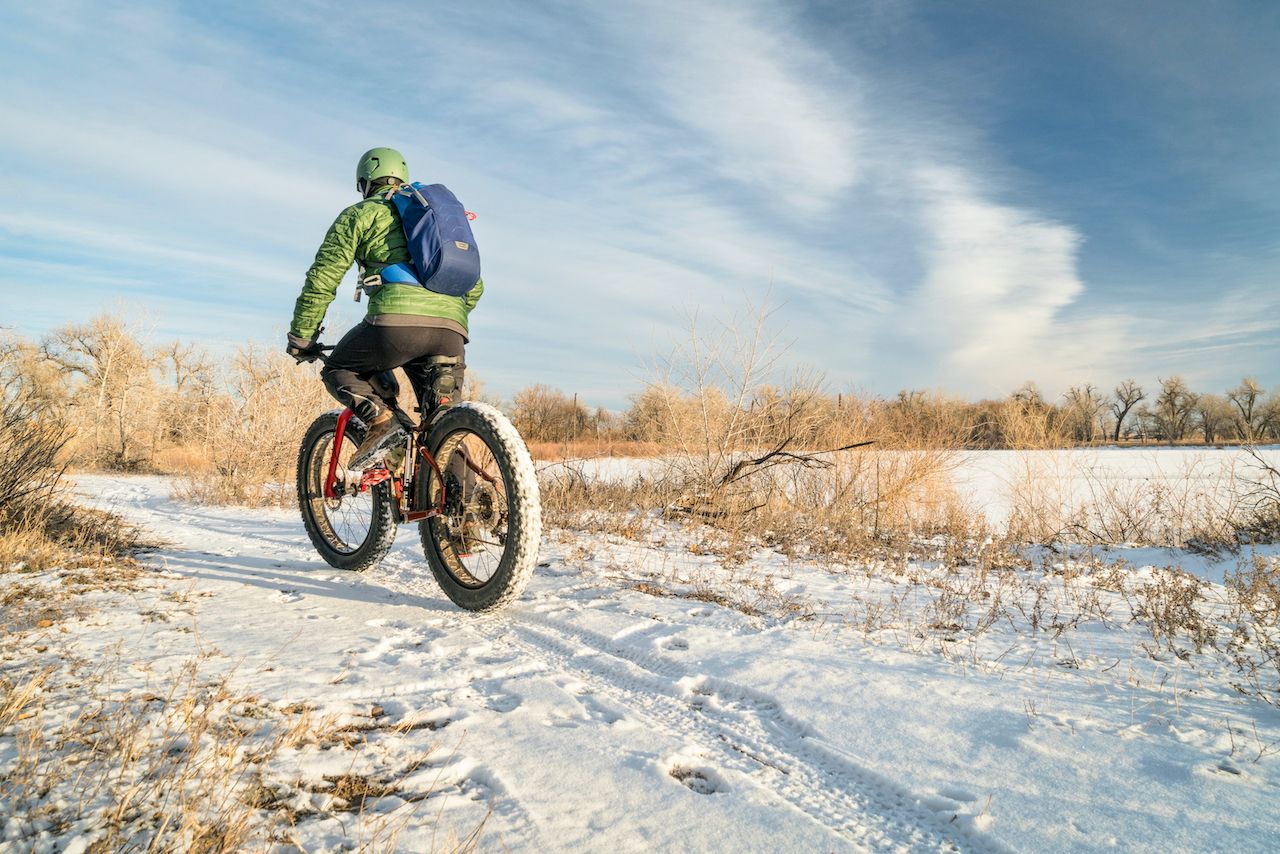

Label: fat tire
[297,410,398,571]
[418,403,541,611]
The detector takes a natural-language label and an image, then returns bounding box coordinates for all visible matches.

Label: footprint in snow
[658,635,689,652]
[485,694,522,713]
[937,786,977,802]
[668,762,726,795]
[470,679,521,713]
[579,693,625,725]
[271,589,302,604]
[921,785,978,813]
[543,707,583,728]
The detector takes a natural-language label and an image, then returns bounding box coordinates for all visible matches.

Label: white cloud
[902,166,1087,385]
[589,0,861,213]
[0,212,295,283]
[3,0,1273,404]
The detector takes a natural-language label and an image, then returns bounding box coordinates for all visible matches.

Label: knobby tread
[419,402,542,611]
[296,410,397,572]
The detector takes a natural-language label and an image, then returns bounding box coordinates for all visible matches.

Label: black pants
[321,322,466,422]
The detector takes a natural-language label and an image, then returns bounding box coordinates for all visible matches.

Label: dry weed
[0,379,147,568]
[177,348,330,506]
[0,595,489,852]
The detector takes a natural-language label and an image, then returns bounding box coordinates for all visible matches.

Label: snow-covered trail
[71,476,1280,853]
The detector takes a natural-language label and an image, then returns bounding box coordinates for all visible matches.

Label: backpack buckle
[354,273,383,302]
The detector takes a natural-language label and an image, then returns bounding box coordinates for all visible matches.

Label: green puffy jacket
[289,193,483,340]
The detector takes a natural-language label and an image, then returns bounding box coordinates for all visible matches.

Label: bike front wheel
[418,403,541,611]
[297,411,398,571]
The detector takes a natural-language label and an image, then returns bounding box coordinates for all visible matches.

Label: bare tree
[1227,377,1264,441]
[1144,376,1198,444]
[1012,380,1044,407]
[1062,384,1106,443]
[1,333,67,412]
[42,314,159,468]
[1110,379,1144,442]
[155,341,217,452]
[510,384,591,443]
[1257,394,1280,442]
[1193,394,1233,445]
[161,342,214,396]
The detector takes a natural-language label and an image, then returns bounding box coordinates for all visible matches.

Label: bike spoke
[307,429,377,554]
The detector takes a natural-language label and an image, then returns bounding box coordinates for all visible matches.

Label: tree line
[3,313,1278,476]
[507,378,1280,449]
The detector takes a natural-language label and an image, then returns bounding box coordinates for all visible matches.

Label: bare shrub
[178,347,330,506]
[0,388,69,533]
[570,309,974,560]
[0,352,142,566]
[989,449,1267,552]
[1238,445,1280,538]
[1224,555,1280,704]
[539,462,670,539]
[1132,566,1218,654]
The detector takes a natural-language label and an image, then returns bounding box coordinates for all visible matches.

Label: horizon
[2,1,1277,409]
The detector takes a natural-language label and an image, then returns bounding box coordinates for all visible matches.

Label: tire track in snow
[476,612,1008,854]
[86,477,990,850]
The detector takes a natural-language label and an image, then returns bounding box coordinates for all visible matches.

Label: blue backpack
[378,183,480,297]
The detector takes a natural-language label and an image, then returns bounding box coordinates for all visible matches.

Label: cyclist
[286,147,483,466]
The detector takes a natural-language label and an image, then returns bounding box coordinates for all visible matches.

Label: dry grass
[152,444,216,474]
[542,309,978,562]
[526,439,666,461]
[177,348,331,506]
[0,381,147,569]
[1224,554,1280,704]
[630,313,1278,562]
[0,568,490,852]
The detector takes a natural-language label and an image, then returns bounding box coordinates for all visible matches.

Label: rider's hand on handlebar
[286,332,323,364]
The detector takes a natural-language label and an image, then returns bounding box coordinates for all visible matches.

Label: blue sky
[1,0,1276,407]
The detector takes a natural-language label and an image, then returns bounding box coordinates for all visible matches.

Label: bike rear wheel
[297,411,398,571]
[418,403,541,611]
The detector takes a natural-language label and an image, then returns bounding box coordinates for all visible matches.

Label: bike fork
[323,408,355,499]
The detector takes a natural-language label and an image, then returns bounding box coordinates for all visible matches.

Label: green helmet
[356,147,409,188]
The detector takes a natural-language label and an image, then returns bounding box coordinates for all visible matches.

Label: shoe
[349,411,405,470]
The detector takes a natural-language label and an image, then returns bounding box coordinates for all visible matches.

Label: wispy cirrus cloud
[589,0,862,213]
[1,0,1276,404]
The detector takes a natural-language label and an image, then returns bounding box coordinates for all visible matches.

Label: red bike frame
[322,407,447,523]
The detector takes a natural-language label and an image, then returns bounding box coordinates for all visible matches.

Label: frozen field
[951,446,1280,524]
[2,463,1274,853]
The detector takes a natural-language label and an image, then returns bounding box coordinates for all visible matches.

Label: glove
[286,332,321,364]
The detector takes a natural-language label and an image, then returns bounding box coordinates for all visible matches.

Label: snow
[950,446,1280,527]
[4,466,1279,852]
